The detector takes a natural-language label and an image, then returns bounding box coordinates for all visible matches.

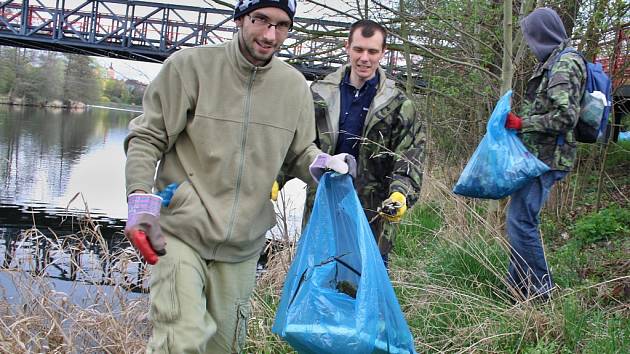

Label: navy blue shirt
[335,70,379,159]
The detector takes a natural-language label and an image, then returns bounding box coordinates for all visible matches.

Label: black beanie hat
[233,0,297,22]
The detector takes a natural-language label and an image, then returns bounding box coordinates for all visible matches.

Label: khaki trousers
[146,235,258,354]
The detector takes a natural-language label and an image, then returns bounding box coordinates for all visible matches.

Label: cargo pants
[146,235,258,354]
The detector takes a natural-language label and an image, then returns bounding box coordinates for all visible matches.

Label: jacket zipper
[212,67,258,258]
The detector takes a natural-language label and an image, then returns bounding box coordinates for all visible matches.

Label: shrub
[572,205,630,245]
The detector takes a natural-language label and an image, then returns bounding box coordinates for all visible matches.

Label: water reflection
[0,105,133,220]
[0,105,144,291]
[0,220,149,293]
[0,104,306,291]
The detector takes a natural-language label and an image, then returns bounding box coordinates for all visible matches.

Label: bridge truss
[0,0,409,79]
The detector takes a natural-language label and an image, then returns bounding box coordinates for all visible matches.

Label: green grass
[573,204,630,245]
[395,203,443,258]
[388,179,627,352]
[250,158,628,352]
[604,140,630,170]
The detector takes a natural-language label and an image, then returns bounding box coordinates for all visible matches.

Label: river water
[0,104,306,292]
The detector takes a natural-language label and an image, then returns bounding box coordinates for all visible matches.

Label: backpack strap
[546,47,584,78]
[546,48,585,146]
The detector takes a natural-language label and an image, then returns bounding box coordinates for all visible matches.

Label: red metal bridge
[0,0,359,79]
[0,1,626,89]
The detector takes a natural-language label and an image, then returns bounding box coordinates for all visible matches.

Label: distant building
[125,79,147,93]
[125,79,147,105]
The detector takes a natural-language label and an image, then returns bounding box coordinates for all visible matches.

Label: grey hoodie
[520,7,568,62]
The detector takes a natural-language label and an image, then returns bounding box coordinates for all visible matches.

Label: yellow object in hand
[271,181,279,201]
[380,192,407,222]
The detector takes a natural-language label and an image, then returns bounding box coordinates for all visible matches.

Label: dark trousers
[506,170,568,299]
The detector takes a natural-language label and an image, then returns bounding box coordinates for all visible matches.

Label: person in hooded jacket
[122,0,355,352]
[504,7,586,302]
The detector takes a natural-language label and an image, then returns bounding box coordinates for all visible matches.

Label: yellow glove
[271,181,279,201]
[380,192,407,222]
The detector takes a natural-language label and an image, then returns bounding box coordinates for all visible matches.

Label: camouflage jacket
[519,40,586,171]
[308,65,425,216]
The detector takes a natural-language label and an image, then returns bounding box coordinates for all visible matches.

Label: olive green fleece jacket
[124,37,320,262]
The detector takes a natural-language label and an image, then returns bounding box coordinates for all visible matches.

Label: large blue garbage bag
[453,90,550,199]
[272,173,417,354]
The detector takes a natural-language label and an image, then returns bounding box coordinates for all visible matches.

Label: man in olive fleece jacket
[123,1,353,352]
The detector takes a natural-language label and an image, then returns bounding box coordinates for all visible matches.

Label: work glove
[505,112,522,130]
[380,192,407,222]
[309,153,357,183]
[271,181,279,201]
[124,193,166,265]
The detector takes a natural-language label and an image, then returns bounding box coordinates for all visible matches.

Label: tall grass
[246,170,628,353]
[1,161,627,352]
[0,212,150,353]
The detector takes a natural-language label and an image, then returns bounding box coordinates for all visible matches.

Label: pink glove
[505,112,522,130]
[309,153,357,182]
[124,193,166,264]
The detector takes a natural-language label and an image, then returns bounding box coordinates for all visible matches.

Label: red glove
[505,112,522,130]
[129,230,159,265]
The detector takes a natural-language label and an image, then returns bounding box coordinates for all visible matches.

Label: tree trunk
[558,0,582,38]
[399,0,414,96]
[500,0,513,94]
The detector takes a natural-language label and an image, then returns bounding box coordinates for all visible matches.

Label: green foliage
[395,204,442,259]
[408,294,504,349]
[604,140,630,170]
[581,313,630,353]
[520,341,560,354]
[102,79,144,105]
[424,237,506,299]
[562,296,588,351]
[572,205,630,245]
[63,54,102,103]
[549,241,584,288]
[560,295,630,353]
[0,46,112,105]
[0,47,67,103]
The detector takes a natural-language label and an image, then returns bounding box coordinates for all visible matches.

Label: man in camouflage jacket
[504,7,586,301]
[306,20,425,268]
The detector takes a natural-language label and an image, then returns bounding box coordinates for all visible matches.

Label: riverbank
[0,96,142,113]
[0,96,88,110]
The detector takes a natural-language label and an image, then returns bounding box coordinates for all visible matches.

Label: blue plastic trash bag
[273,173,417,354]
[453,90,550,199]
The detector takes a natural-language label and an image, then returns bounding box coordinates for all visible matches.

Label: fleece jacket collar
[227,32,275,81]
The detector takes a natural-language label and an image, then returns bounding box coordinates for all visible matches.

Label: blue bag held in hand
[453,91,550,199]
[272,173,417,354]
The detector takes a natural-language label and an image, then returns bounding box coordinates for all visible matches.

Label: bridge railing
[1,1,426,82]
[0,0,354,76]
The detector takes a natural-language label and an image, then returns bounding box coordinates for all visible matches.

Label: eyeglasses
[247,14,292,34]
